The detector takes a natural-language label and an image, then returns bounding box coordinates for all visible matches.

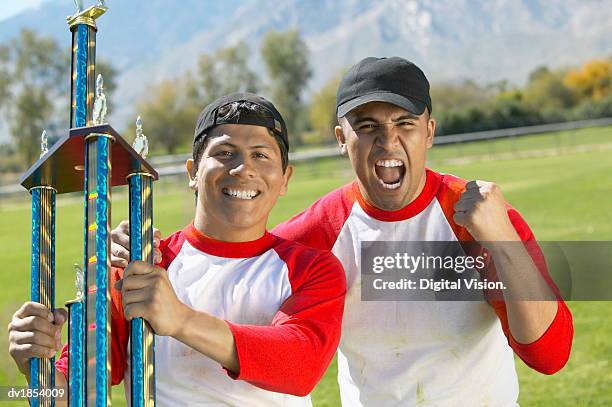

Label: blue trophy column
[68,20,97,407]
[83,134,112,407]
[29,186,56,407]
[128,173,156,407]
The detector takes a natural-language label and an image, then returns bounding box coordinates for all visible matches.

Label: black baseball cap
[193,92,289,150]
[336,57,432,117]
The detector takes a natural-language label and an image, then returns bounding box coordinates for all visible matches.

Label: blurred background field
[1,126,611,406]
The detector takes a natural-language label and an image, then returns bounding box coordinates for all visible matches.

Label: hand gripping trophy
[19,1,157,406]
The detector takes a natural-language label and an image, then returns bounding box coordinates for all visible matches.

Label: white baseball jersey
[273,169,573,407]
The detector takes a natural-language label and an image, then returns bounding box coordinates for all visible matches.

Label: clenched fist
[8,302,67,377]
[114,260,188,337]
[453,180,519,242]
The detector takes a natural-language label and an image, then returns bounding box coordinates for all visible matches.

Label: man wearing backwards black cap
[109,59,573,405]
[271,57,573,405]
[9,93,346,406]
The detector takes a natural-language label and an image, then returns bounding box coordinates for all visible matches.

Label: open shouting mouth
[374,159,406,190]
[222,187,261,200]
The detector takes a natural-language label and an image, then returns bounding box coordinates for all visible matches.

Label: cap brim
[337,93,426,117]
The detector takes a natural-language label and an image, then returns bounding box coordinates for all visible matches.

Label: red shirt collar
[182,222,278,258]
[353,169,441,222]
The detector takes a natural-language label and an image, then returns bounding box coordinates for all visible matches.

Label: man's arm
[484,239,558,343]
[224,249,345,395]
[454,180,573,373]
[117,260,239,371]
[121,251,346,396]
[171,309,239,373]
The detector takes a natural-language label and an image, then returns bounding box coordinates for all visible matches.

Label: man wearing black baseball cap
[16,92,346,405]
[193,92,290,165]
[272,57,572,405]
[336,56,432,118]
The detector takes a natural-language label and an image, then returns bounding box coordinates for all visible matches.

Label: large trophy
[19,2,157,406]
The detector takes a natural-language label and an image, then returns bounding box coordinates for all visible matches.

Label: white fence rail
[2,117,611,198]
[434,117,612,144]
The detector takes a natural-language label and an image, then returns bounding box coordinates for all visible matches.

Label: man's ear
[426,117,436,149]
[186,159,197,190]
[335,125,348,156]
[279,165,294,196]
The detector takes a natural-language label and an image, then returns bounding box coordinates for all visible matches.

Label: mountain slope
[0,0,611,139]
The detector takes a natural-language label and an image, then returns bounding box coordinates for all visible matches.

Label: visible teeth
[378,179,401,190]
[225,188,258,199]
[375,159,404,168]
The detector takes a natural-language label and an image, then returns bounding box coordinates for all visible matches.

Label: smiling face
[187,124,292,242]
[336,101,435,211]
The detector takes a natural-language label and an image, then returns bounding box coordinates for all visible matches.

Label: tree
[527,65,552,84]
[0,29,118,167]
[564,58,611,102]
[309,74,341,144]
[0,45,10,109]
[137,79,198,154]
[430,80,493,115]
[523,66,573,113]
[430,80,496,135]
[0,29,64,166]
[11,29,64,91]
[131,43,258,155]
[196,42,259,105]
[261,30,312,146]
[10,86,53,165]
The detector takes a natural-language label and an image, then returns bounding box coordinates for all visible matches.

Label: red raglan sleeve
[225,249,346,397]
[488,208,574,375]
[55,266,130,385]
[437,173,573,375]
[272,182,356,251]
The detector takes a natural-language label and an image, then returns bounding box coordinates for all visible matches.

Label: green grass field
[0,125,611,405]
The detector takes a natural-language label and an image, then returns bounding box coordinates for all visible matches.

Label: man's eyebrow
[210,141,275,150]
[210,141,238,148]
[249,144,275,150]
[352,117,379,125]
[351,113,420,125]
[393,113,419,121]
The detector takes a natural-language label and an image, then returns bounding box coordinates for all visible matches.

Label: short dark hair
[192,101,289,172]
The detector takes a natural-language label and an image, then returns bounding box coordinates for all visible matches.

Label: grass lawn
[0,126,611,406]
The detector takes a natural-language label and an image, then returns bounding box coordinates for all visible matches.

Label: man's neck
[193,215,267,243]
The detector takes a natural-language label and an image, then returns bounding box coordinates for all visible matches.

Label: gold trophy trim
[67,2,108,29]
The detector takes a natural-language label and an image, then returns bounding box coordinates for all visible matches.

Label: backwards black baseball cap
[193,92,289,150]
[336,57,432,118]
